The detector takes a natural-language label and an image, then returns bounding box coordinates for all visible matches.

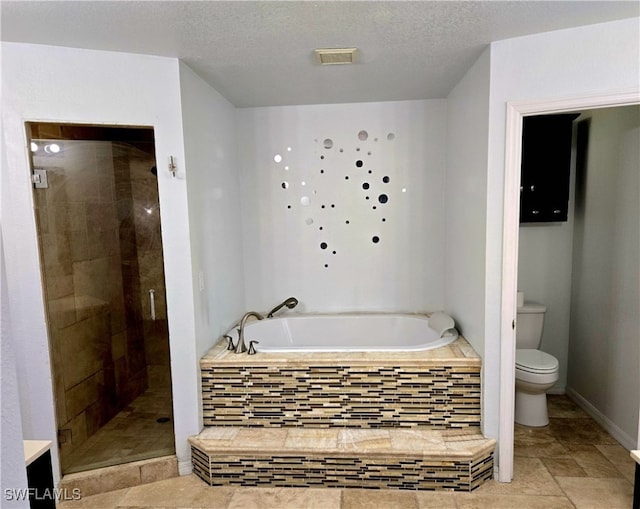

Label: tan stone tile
[540,457,587,477]
[57,486,128,509]
[514,438,570,458]
[555,476,633,508]
[549,418,618,445]
[514,423,555,443]
[565,443,623,478]
[197,427,240,446]
[284,427,339,450]
[454,493,574,509]
[414,491,457,508]
[473,457,563,496]
[337,429,391,451]
[547,395,590,419]
[389,429,446,454]
[62,462,141,498]
[140,456,178,484]
[341,488,417,509]
[227,487,341,509]
[233,428,287,451]
[120,474,234,508]
[595,444,636,482]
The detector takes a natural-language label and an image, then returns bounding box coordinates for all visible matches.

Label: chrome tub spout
[235,311,264,354]
[266,297,299,318]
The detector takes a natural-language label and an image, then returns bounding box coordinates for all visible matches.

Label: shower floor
[61,387,175,474]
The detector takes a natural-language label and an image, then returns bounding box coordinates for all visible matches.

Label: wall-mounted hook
[169,156,177,178]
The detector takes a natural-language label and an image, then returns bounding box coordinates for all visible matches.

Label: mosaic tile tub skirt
[200,337,481,429]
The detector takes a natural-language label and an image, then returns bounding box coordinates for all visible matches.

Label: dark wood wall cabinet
[520,113,579,223]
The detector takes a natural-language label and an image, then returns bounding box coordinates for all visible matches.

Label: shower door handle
[149,289,156,321]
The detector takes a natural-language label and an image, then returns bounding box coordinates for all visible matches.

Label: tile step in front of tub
[189,426,495,492]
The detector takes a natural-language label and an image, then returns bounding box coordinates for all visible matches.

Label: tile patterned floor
[57,395,636,508]
[61,387,175,474]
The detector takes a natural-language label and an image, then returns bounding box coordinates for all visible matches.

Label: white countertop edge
[631,450,640,465]
[24,440,52,466]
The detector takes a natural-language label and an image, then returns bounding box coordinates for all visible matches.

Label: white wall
[1,233,29,507]
[567,106,639,449]
[485,17,640,442]
[237,100,446,314]
[1,42,199,481]
[444,47,493,434]
[179,61,245,385]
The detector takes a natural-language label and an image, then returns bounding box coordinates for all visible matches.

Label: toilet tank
[516,303,547,349]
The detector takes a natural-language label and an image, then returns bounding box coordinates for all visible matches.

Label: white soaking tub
[241,313,457,353]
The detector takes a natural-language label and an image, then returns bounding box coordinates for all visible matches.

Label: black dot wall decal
[324,264,328,268]
[331,204,335,208]
[372,236,380,243]
[320,242,327,249]
[345,220,350,224]
[319,226,323,230]
[373,206,377,210]
[365,196,370,200]
[382,218,386,222]
[378,194,389,204]
[358,130,368,141]
[281,182,289,189]
[387,133,395,141]
[368,170,372,174]
[332,250,336,254]
[345,176,349,180]
[321,155,324,160]
[383,176,390,183]
[320,169,324,174]
[356,160,363,167]
[324,138,333,149]
[362,183,369,190]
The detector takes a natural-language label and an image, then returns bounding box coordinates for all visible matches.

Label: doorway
[27,123,175,474]
[499,90,639,482]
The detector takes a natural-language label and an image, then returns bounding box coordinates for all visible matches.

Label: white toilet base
[515,389,550,427]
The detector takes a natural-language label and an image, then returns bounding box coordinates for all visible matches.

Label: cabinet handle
[530,185,536,192]
[531,210,539,215]
[553,209,561,214]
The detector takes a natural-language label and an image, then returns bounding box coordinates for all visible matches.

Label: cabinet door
[520,114,578,223]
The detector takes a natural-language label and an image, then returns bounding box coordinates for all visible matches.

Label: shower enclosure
[27,123,175,474]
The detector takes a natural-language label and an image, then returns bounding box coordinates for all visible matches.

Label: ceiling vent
[314,48,357,65]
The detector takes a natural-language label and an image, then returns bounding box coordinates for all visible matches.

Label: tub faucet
[266,297,299,318]
[235,311,264,354]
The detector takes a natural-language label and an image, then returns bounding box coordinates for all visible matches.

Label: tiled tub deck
[191,337,495,491]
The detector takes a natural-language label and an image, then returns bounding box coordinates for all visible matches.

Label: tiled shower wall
[30,127,165,462]
[237,100,447,314]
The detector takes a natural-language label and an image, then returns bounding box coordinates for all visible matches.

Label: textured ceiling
[1,1,638,107]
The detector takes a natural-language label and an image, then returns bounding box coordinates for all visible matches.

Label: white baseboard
[566,387,637,451]
[178,459,193,476]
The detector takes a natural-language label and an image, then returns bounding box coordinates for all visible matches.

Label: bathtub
[241,313,457,353]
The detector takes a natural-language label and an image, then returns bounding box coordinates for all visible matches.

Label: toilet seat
[516,349,558,373]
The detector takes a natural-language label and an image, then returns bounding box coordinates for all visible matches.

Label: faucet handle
[248,340,259,355]
[224,335,235,350]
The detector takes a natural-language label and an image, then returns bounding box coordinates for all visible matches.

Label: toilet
[515,302,559,427]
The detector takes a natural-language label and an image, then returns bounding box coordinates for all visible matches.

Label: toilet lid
[516,349,559,373]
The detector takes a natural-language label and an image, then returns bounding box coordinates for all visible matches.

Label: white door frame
[498,88,640,482]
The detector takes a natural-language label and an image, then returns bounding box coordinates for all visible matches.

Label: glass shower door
[28,124,175,474]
